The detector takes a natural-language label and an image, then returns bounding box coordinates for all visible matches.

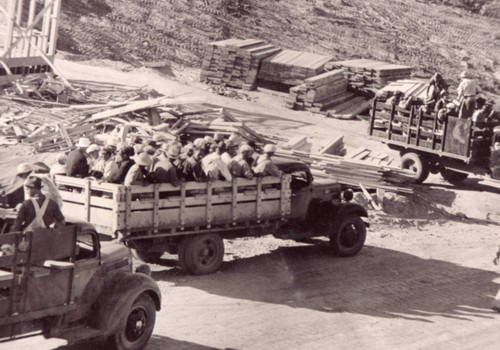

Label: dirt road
[5,59,500,349]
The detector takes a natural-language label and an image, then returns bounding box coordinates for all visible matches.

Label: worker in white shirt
[457,71,480,119]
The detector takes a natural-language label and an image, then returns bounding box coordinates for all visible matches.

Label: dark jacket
[66,148,89,178]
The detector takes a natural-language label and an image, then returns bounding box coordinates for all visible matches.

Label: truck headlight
[135,264,151,276]
[343,189,354,202]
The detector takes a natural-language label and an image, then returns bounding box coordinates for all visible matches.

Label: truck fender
[92,271,161,335]
[331,202,369,228]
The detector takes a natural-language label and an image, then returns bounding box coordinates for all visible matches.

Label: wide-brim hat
[134,153,153,167]
[16,163,33,175]
[76,137,91,148]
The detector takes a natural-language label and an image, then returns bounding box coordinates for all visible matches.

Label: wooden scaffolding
[0,0,62,85]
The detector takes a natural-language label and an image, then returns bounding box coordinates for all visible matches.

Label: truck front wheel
[178,233,224,275]
[330,215,366,257]
[110,293,156,350]
[400,152,429,184]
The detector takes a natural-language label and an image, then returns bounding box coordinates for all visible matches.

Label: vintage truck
[368,99,500,184]
[0,223,161,350]
[54,159,368,275]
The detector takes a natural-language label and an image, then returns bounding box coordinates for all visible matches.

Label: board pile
[257,50,333,86]
[324,59,413,95]
[285,69,353,112]
[200,39,281,90]
[374,79,428,103]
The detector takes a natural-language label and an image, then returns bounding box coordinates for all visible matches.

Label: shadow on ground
[153,244,500,323]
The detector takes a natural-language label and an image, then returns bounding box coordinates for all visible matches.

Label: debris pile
[200,39,281,90]
[285,69,352,112]
[324,59,413,95]
[257,49,333,87]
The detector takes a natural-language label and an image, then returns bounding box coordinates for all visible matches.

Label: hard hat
[134,153,153,167]
[166,145,181,159]
[460,71,469,79]
[193,138,206,149]
[204,135,215,144]
[16,163,33,175]
[133,144,144,155]
[25,176,42,189]
[239,144,253,153]
[87,144,100,153]
[100,145,114,155]
[116,142,128,151]
[76,137,91,148]
[446,102,456,109]
[264,144,277,153]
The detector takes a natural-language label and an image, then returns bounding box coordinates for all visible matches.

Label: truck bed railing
[54,175,292,237]
[369,99,481,162]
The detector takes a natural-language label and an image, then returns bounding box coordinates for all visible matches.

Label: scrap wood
[359,183,382,211]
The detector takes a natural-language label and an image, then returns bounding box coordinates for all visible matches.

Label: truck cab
[0,223,161,350]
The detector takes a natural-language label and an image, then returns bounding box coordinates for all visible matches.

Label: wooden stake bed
[369,99,489,163]
[55,175,292,238]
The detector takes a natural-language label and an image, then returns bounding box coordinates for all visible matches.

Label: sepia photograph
[0,0,500,349]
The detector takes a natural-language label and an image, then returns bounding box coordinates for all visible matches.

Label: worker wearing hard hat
[152,144,181,186]
[124,153,153,186]
[253,144,282,177]
[457,71,480,119]
[16,163,63,209]
[66,137,90,178]
[229,144,254,180]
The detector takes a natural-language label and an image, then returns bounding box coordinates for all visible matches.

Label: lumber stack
[285,69,353,112]
[374,79,428,103]
[324,59,413,94]
[276,148,414,193]
[257,50,333,86]
[200,39,281,90]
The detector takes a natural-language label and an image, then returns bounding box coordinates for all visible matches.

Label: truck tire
[134,249,163,264]
[109,293,156,350]
[400,152,429,184]
[440,168,469,185]
[178,233,224,275]
[330,215,366,257]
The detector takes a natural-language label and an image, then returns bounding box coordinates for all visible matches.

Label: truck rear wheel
[330,215,366,257]
[400,152,429,184]
[440,168,469,185]
[178,233,224,275]
[110,293,156,350]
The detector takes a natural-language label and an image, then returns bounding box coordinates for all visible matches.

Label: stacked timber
[200,39,281,90]
[374,79,428,103]
[276,148,413,193]
[324,59,413,94]
[285,69,353,112]
[257,50,333,86]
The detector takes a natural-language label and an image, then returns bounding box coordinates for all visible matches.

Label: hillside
[58,0,500,98]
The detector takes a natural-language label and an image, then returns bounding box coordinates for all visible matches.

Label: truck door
[489,129,500,179]
[289,169,313,220]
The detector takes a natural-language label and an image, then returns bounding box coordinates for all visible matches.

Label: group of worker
[386,71,495,125]
[59,133,281,187]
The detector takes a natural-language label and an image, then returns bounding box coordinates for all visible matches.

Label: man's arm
[12,202,27,232]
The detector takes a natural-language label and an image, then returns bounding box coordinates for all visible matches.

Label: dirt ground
[4,58,500,349]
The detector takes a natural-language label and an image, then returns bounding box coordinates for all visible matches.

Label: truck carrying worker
[12,176,65,232]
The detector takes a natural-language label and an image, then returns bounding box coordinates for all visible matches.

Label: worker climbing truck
[368,99,500,184]
[55,159,368,275]
[0,223,161,349]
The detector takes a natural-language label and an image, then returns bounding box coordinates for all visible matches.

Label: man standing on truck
[457,71,480,119]
[153,144,181,185]
[124,153,153,186]
[229,144,254,180]
[66,137,90,178]
[253,144,282,177]
[12,177,65,232]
